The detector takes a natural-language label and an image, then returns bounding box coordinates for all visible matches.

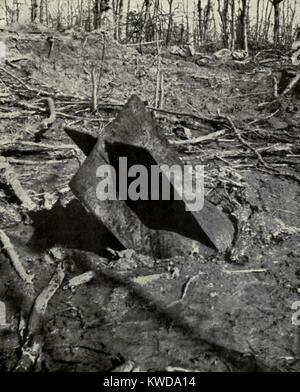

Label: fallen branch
[224,91,268,99]
[281,72,300,96]
[7,158,72,165]
[149,106,225,125]
[180,273,203,300]
[0,111,33,119]
[0,66,82,100]
[0,66,29,88]
[225,116,275,170]
[96,101,225,125]
[91,66,98,112]
[0,140,78,152]
[257,167,300,184]
[225,117,300,184]
[63,271,95,291]
[273,76,278,98]
[171,129,226,146]
[126,40,164,46]
[223,268,268,275]
[0,230,34,285]
[7,56,30,63]
[0,157,37,210]
[16,101,46,112]
[14,262,66,372]
[155,33,163,109]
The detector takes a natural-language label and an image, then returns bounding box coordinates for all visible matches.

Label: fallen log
[0,140,78,153]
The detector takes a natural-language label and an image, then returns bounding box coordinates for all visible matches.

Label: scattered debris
[0,23,299,372]
[223,269,268,275]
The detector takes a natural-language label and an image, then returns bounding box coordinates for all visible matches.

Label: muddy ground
[0,31,299,372]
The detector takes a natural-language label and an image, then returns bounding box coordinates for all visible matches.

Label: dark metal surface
[69,95,234,258]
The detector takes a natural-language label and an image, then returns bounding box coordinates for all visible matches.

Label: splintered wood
[0,156,37,210]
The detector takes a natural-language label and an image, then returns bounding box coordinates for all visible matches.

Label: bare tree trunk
[45,0,49,25]
[93,0,113,31]
[57,0,62,29]
[263,0,270,40]
[166,0,174,45]
[112,0,124,41]
[102,0,115,35]
[126,0,131,38]
[40,0,45,23]
[118,0,124,41]
[287,0,297,45]
[4,0,9,25]
[270,0,285,45]
[143,0,152,42]
[185,0,190,44]
[241,0,248,54]
[197,0,203,43]
[180,18,185,44]
[13,0,20,22]
[274,1,280,44]
[112,0,118,40]
[265,2,273,40]
[153,0,160,43]
[192,2,197,48]
[31,0,39,23]
[203,0,212,42]
[93,0,101,29]
[255,0,261,43]
[230,0,236,51]
[87,0,92,31]
[257,0,264,41]
[70,0,74,27]
[217,0,230,48]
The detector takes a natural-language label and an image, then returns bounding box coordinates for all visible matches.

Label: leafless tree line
[2,0,299,50]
